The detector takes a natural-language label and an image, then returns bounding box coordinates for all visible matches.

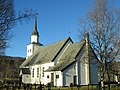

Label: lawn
[1,85,120,90]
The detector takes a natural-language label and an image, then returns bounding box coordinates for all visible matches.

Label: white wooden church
[20,18,98,86]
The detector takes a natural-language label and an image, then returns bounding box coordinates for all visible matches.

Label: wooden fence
[0,81,120,90]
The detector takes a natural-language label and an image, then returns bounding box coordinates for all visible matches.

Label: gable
[46,40,85,71]
[76,42,98,65]
[53,38,73,64]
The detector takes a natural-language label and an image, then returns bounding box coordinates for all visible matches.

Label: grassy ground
[1,85,120,90]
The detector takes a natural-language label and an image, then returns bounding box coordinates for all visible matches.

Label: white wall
[75,46,90,85]
[41,62,54,84]
[63,62,76,86]
[31,35,38,43]
[22,74,31,84]
[26,44,40,58]
[76,46,99,85]
[28,62,54,84]
[54,71,63,86]
[78,51,88,85]
[44,71,63,86]
[27,44,34,58]
[80,62,87,85]
[76,47,84,85]
[44,72,51,85]
[30,65,40,84]
[90,59,98,84]
[76,46,98,85]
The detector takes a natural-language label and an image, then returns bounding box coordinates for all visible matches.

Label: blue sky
[6,0,119,57]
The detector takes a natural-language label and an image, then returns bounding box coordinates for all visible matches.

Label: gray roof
[46,40,85,71]
[20,37,71,68]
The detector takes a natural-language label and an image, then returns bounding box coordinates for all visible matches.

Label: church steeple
[26,17,40,58]
[31,17,39,43]
[32,16,39,36]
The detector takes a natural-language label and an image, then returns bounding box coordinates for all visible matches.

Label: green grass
[1,85,120,90]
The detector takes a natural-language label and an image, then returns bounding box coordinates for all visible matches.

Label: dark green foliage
[0,56,25,79]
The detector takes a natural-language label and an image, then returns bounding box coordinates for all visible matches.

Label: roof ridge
[42,37,70,47]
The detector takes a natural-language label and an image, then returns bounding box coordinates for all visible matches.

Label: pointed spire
[32,16,39,36]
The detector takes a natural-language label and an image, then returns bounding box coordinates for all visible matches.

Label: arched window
[37,68,39,77]
[32,68,34,77]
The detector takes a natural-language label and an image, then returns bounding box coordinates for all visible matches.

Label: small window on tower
[30,49,31,52]
[28,50,29,53]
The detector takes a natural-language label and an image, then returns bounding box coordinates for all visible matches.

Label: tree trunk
[101,66,105,90]
[106,66,111,90]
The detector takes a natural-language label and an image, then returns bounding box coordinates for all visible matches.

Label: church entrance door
[51,73,54,86]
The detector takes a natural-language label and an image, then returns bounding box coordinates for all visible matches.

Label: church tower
[31,16,39,43]
[26,17,42,58]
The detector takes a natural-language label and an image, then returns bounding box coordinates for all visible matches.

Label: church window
[37,68,39,77]
[47,75,49,78]
[28,50,29,53]
[42,67,44,77]
[30,49,31,52]
[32,68,34,77]
[56,75,59,79]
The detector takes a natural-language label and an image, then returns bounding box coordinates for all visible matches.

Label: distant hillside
[0,55,25,80]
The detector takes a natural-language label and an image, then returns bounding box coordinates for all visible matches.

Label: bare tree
[79,0,120,89]
[0,0,35,55]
